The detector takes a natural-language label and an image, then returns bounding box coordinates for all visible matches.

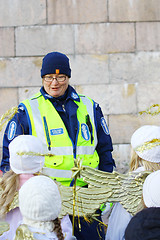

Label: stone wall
[0,0,160,172]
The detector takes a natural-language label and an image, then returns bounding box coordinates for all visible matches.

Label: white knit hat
[9,135,45,174]
[19,175,61,221]
[131,125,160,163]
[143,170,160,207]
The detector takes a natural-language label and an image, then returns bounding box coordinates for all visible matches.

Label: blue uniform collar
[40,85,80,102]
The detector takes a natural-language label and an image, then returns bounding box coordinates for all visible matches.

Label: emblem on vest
[81,123,90,141]
[8,121,17,140]
[101,117,109,135]
[50,128,64,135]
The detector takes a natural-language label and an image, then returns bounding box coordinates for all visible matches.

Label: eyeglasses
[43,75,67,83]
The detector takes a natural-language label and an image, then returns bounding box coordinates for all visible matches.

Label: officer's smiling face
[43,74,69,97]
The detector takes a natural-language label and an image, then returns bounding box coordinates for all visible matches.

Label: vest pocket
[81,154,99,168]
[44,155,63,168]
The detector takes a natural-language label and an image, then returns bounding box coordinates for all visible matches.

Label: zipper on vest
[73,148,76,158]
[73,121,79,158]
[43,116,51,151]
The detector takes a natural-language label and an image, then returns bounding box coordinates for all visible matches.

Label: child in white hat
[0,135,74,240]
[106,125,160,240]
[130,125,160,172]
[125,170,160,240]
[15,175,76,240]
[0,135,45,240]
[143,169,160,208]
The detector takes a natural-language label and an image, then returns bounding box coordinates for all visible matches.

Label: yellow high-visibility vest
[21,92,99,186]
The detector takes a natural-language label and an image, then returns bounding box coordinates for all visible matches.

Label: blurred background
[0,0,160,172]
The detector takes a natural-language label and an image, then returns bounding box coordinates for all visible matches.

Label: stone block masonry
[0,0,160,172]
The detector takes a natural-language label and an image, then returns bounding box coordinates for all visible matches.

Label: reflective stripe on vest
[42,165,98,178]
[42,167,72,178]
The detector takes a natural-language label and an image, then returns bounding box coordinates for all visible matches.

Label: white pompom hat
[131,125,160,163]
[9,135,45,174]
[143,170,160,207]
[19,175,61,221]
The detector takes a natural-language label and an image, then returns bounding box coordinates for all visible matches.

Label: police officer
[1,51,115,240]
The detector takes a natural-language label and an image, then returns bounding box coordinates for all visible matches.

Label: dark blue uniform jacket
[1,85,115,173]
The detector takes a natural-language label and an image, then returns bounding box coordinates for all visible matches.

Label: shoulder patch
[8,121,17,140]
[101,117,110,135]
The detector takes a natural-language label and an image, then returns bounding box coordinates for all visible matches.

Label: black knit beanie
[125,207,160,240]
[41,52,71,78]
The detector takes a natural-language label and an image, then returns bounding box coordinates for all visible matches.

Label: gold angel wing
[15,224,35,240]
[82,167,151,215]
[59,184,112,218]
[5,165,151,219]
[59,166,151,217]
[8,191,19,211]
[0,221,10,236]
